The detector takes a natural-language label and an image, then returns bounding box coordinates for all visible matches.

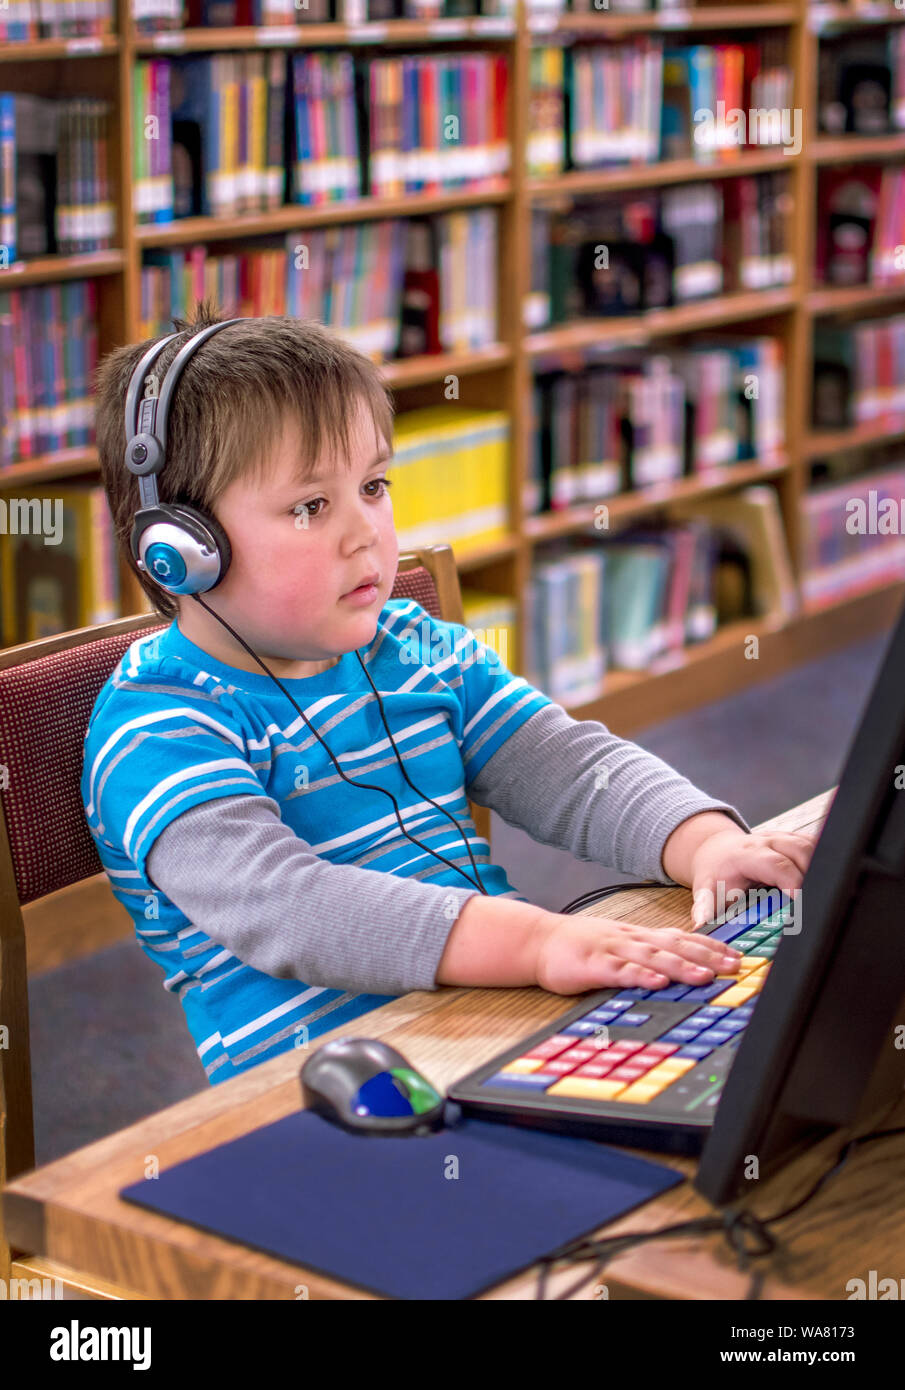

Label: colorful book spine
[0,95,15,266]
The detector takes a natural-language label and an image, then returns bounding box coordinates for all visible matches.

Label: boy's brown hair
[93,299,395,620]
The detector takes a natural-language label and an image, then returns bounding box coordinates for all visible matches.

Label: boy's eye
[289,477,392,520]
[292,499,324,520]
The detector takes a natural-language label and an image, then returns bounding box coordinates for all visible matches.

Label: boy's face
[176,395,398,679]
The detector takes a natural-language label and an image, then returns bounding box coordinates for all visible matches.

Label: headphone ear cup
[169,502,232,584]
[132,501,231,595]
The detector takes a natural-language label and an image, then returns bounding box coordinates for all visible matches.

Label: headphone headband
[123,330,181,446]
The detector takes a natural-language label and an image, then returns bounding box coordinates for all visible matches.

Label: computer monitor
[695,591,905,1207]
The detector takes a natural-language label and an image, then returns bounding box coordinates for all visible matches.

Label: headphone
[124,318,489,896]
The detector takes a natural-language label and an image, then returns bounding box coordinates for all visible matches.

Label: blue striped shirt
[81,598,554,1083]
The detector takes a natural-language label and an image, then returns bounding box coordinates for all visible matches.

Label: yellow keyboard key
[624,1072,674,1097]
[645,1060,696,1086]
[546,1077,627,1101]
[500,1058,544,1074]
[654,1056,697,1075]
[738,956,768,974]
[616,1082,662,1104]
[711,984,758,1007]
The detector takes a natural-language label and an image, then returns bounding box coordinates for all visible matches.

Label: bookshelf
[2,0,905,735]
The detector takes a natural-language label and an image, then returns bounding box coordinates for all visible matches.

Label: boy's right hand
[532,911,743,996]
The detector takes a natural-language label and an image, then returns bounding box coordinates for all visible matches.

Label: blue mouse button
[300,1037,446,1134]
[353,1071,414,1118]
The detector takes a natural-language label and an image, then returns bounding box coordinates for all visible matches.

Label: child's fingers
[594,934,733,986]
[619,924,741,966]
[597,957,670,989]
[757,832,816,878]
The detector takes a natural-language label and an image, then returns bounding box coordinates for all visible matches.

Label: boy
[82,303,816,1086]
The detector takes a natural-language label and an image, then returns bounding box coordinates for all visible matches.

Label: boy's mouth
[341,573,380,600]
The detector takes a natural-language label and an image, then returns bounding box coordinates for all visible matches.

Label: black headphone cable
[189,592,490,895]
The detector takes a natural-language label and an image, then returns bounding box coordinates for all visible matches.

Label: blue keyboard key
[705,893,785,938]
[706,919,750,943]
[609,991,650,1004]
[733,1004,757,1020]
[646,984,692,1000]
[619,1013,651,1026]
[485,1072,557,1090]
[660,1026,703,1043]
[695,1005,731,1020]
[586,1009,621,1024]
[676,1043,717,1059]
[563,1020,600,1036]
[679,981,733,1002]
[695,1028,735,1045]
[719,1016,748,1034]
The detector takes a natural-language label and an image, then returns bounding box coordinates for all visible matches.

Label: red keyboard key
[609,1065,647,1081]
[525,1036,577,1060]
[558,1047,598,1065]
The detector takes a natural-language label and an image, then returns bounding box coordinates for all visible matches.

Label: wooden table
[6,787,905,1300]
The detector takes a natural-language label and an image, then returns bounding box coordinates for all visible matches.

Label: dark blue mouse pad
[119,1110,684,1300]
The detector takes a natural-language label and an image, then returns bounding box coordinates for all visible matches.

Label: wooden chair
[0,543,489,1299]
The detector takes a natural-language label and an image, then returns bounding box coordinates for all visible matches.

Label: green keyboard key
[730,934,763,952]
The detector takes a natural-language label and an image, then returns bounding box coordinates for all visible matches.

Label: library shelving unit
[2,0,905,737]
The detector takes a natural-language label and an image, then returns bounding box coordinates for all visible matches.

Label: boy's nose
[346,507,381,547]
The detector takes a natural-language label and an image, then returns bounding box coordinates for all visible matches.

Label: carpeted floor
[28,628,893,1167]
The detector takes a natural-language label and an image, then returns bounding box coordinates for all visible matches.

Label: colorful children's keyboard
[448,892,794,1153]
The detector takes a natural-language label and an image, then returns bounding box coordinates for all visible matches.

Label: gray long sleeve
[144,700,750,996]
[467,700,751,884]
[145,793,482,997]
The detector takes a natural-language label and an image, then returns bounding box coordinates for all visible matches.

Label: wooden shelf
[0,251,126,288]
[803,417,905,459]
[526,287,796,359]
[810,133,905,163]
[134,16,516,53]
[0,35,118,60]
[529,149,792,199]
[524,456,789,542]
[0,449,101,488]
[136,184,512,247]
[381,343,512,387]
[449,536,520,570]
[808,2,905,29]
[807,281,905,315]
[533,4,799,36]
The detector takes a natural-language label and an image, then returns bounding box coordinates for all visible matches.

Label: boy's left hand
[689,827,819,928]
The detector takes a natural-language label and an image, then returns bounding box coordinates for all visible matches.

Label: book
[0,484,119,645]
[390,405,510,556]
[671,484,799,624]
[801,463,905,608]
[0,280,98,467]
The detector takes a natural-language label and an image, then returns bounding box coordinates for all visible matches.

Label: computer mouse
[300,1037,447,1136]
